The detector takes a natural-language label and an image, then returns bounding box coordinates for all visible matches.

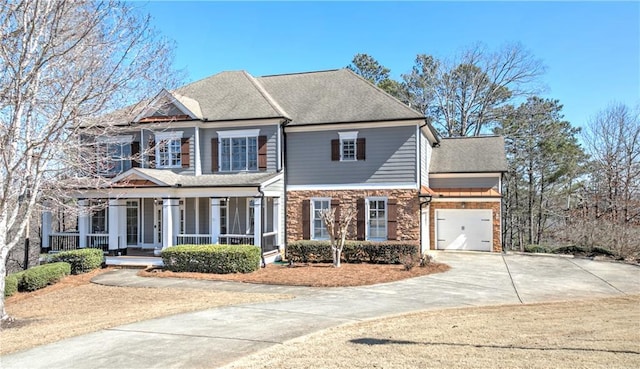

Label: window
[97,136,133,176]
[220,199,228,235]
[90,201,108,234]
[311,199,331,240]
[218,129,260,172]
[367,198,387,241]
[126,201,138,245]
[247,199,255,234]
[339,132,358,161]
[155,131,183,168]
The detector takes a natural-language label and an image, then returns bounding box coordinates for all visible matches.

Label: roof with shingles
[429,136,508,173]
[257,69,424,125]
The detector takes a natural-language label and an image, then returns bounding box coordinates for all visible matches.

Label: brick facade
[429,200,502,252]
[286,189,420,243]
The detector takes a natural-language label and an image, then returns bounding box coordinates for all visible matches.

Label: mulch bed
[139,262,450,287]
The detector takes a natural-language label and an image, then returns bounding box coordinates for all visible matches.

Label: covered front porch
[42,169,284,258]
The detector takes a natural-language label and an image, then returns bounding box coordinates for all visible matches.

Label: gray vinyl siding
[287,126,417,185]
[429,176,500,189]
[200,125,279,174]
[199,198,209,234]
[185,198,196,234]
[142,198,154,244]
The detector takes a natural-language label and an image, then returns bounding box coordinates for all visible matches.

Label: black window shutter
[356,138,366,160]
[302,200,310,240]
[331,139,340,161]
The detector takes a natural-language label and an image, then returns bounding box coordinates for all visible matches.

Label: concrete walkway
[2,252,638,369]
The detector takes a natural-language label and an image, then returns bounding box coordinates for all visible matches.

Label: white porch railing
[87,233,110,251]
[218,234,254,245]
[49,232,80,252]
[176,234,212,245]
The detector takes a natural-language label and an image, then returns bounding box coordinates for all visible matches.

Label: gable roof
[429,136,508,174]
[257,69,424,125]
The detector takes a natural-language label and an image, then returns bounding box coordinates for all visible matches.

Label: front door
[126,200,139,245]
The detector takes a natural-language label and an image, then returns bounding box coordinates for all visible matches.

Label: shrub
[4,272,24,297]
[161,244,261,274]
[286,240,420,264]
[51,248,104,274]
[524,244,550,253]
[590,246,615,257]
[552,245,587,255]
[18,262,71,292]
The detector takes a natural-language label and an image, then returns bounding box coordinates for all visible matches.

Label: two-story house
[42,69,507,260]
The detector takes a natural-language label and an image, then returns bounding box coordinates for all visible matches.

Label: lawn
[223,295,640,369]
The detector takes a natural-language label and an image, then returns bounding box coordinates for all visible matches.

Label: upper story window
[339,132,357,161]
[97,135,133,176]
[331,132,365,162]
[218,129,260,172]
[155,131,183,168]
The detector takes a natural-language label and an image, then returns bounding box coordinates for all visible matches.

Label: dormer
[133,89,201,123]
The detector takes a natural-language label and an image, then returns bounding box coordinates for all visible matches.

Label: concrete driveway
[2,252,638,369]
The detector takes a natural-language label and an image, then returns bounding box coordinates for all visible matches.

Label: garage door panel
[436,210,492,251]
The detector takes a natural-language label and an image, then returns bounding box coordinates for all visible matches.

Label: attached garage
[435,209,493,251]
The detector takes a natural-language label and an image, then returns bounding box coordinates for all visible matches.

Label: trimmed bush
[286,240,420,264]
[18,262,71,292]
[4,272,24,297]
[51,248,104,274]
[161,244,261,274]
[524,244,550,253]
[552,245,587,255]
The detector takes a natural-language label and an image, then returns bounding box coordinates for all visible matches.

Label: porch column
[253,196,262,249]
[78,199,89,248]
[41,202,52,249]
[210,198,221,244]
[108,199,125,253]
[272,197,280,247]
[162,198,180,249]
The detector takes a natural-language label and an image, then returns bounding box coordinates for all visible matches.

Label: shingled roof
[257,69,424,125]
[429,136,508,174]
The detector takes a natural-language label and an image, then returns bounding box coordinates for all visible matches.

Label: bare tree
[403,42,546,137]
[0,0,176,320]
[319,206,357,268]
[574,103,640,259]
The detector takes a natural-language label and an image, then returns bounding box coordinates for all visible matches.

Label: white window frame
[366,197,388,241]
[89,200,108,234]
[97,135,133,175]
[338,131,358,161]
[218,129,260,172]
[311,198,331,240]
[219,198,229,235]
[155,131,183,169]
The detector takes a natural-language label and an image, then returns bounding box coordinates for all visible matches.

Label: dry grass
[140,262,450,287]
[224,295,640,369]
[0,268,289,355]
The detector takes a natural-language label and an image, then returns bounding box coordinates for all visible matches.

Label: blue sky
[141,1,639,129]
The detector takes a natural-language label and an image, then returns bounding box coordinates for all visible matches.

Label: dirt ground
[224,295,640,369]
[140,261,450,287]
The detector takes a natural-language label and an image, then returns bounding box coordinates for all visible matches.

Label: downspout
[281,119,290,259]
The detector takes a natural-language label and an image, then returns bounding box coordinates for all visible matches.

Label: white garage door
[436,209,493,251]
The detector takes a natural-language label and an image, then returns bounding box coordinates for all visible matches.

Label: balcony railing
[176,234,212,245]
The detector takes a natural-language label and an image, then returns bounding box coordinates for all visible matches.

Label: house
[41,69,507,259]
